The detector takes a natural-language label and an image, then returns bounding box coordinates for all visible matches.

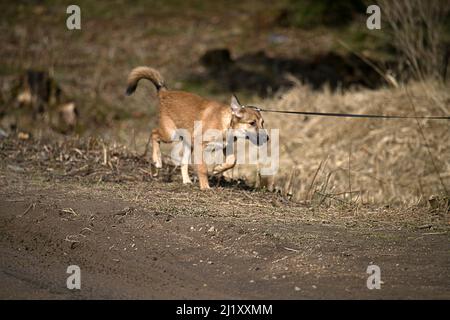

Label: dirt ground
[0,137,449,299]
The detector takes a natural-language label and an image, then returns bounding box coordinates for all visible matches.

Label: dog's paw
[153,161,162,169]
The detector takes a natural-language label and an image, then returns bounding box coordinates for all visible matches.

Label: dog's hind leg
[151,128,163,169]
[178,141,192,184]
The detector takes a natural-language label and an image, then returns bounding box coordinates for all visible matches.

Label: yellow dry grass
[249,81,450,205]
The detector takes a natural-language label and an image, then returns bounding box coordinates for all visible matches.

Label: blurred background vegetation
[1,0,448,129]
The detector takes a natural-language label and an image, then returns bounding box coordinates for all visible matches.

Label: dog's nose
[257,134,269,145]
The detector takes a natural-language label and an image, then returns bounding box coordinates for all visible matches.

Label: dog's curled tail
[125,66,166,96]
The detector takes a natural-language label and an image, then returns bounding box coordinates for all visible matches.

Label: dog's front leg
[196,162,210,190]
[212,153,236,175]
[197,141,210,189]
[181,163,192,184]
[213,136,236,179]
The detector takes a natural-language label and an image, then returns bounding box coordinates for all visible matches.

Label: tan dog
[126,66,268,189]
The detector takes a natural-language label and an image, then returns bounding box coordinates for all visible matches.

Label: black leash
[246,106,450,120]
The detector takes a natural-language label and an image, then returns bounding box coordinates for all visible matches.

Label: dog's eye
[249,121,257,126]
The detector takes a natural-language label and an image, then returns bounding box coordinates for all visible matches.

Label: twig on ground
[19,203,36,217]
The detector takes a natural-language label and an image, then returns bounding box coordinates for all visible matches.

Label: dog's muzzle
[257,130,269,146]
[245,130,269,146]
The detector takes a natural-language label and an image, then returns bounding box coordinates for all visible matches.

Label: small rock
[208,226,215,232]
[294,286,301,291]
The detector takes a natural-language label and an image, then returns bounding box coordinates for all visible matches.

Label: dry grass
[257,80,450,205]
[1,135,448,230]
[3,77,449,208]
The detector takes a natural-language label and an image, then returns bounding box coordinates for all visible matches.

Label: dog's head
[229,95,269,146]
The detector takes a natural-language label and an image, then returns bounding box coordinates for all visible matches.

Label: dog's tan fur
[126,66,267,189]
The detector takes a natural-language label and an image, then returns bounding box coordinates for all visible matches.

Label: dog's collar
[242,105,262,112]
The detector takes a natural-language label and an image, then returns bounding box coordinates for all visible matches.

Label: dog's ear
[230,94,243,118]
